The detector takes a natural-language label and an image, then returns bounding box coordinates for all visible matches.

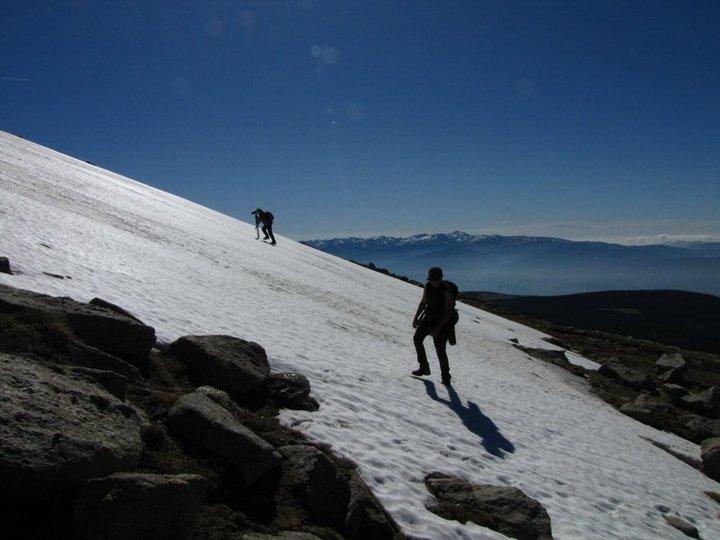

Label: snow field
[1,131,718,539]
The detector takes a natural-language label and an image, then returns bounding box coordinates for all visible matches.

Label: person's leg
[413,325,431,373]
[261,225,269,239]
[433,334,450,383]
[267,224,276,244]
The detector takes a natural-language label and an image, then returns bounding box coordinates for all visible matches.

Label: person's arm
[412,286,428,327]
[430,287,455,336]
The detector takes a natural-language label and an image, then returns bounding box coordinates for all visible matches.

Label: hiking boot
[412,367,430,376]
[271,241,276,245]
[441,374,452,385]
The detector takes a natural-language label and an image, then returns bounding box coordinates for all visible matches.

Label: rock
[0,256,12,274]
[705,490,720,505]
[424,472,552,540]
[598,358,654,391]
[0,353,146,506]
[279,445,351,531]
[242,532,322,539]
[169,335,270,397]
[167,391,279,485]
[74,473,208,540]
[658,367,685,385]
[701,438,720,481]
[660,383,689,402]
[681,386,720,418]
[662,515,699,538]
[89,297,147,325]
[195,385,236,411]
[64,366,128,400]
[656,353,687,375]
[0,283,155,366]
[267,372,318,411]
[619,394,669,427]
[514,345,587,377]
[344,470,399,539]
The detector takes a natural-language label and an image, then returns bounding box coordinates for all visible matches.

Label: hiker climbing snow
[251,208,263,239]
[260,209,276,245]
[412,266,459,385]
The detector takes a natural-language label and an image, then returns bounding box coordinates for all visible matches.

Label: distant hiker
[251,208,263,239]
[261,210,276,245]
[412,267,459,385]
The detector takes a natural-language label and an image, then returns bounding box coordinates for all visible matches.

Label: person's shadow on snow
[419,379,515,458]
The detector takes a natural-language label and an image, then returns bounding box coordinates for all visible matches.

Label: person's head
[427,267,443,284]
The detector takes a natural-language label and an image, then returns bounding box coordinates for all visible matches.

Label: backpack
[444,281,460,345]
[264,211,274,222]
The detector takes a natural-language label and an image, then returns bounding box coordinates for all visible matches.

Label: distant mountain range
[302,231,720,295]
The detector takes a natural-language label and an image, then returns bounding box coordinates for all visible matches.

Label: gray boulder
[0,256,11,274]
[0,283,155,366]
[64,366,128,400]
[424,472,552,540]
[344,470,399,539]
[169,335,270,397]
[658,367,685,385]
[619,394,670,428]
[89,297,147,325]
[74,473,208,540]
[660,384,689,403]
[681,386,720,418]
[599,359,654,391]
[267,372,319,411]
[656,353,687,375]
[0,353,146,506]
[279,445,351,531]
[168,391,279,485]
[195,385,236,411]
[701,437,720,481]
[662,515,699,538]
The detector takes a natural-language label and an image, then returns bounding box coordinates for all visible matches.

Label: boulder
[195,385,236,411]
[658,367,685,385]
[424,472,552,540]
[64,366,128,400]
[167,391,279,485]
[662,515,699,538]
[598,359,654,391]
[267,372,319,411]
[701,438,720,481]
[0,353,146,506]
[0,284,155,366]
[660,384,689,403]
[89,297,147,325]
[656,353,687,375]
[279,445,351,531]
[344,470,399,539]
[169,335,270,397]
[0,256,12,274]
[680,386,720,418]
[619,394,670,428]
[74,473,208,540]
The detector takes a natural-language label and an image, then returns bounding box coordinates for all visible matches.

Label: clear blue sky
[2,1,719,242]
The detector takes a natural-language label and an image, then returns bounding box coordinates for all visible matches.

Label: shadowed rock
[279,445,351,531]
[74,473,208,540]
[656,353,687,375]
[0,256,11,274]
[167,391,279,485]
[662,515,700,538]
[168,335,270,398]
[267,372,319,411]
[701,437,720,481]
[0,353,146,506]
[425,472,552,540]
[344,470,399,539]
[598,358,655,391]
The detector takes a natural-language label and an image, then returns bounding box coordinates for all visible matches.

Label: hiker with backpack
[412,266,459,385]
[260,210,276,245]
[251,208,263,239]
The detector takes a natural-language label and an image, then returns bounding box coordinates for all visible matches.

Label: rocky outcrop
[701,438,720,481]
[680,386,720,419]
[167,390,280,485]
[74,473,208,540]
[0,353,146,506]
[278,445,351,531]
[344,470,398,539]
[662,515,700,538]
[424,472,552,540]
[513,345,587,377]
[0,256,12,274]
[267,372,319,411]
[89,297,147,325]
[0,283,155,370]
[64,366,128,400]
[169,335,270,397]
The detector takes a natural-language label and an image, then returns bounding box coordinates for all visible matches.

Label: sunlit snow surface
[1,131,717,539]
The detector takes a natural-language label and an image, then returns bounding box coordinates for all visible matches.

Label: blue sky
[2,1,719,242]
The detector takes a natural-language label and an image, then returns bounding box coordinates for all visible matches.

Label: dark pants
[414,323,450,377]
[262,223,276,244]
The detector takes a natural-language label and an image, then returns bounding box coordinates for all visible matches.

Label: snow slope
[1,131,717,539]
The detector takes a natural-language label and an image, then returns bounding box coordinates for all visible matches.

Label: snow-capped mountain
[303,233,720,295]
[1,130,718,539]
